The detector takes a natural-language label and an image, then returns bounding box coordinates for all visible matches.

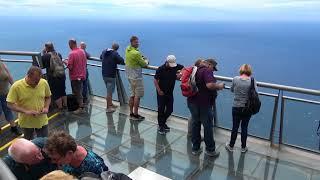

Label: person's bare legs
[133,96,140,115]
[62,96,67,107]
[106,95,113,108]
[129,96,134,114]
[55,98,63,109]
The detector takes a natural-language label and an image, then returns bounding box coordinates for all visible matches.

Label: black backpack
[67,94,79,111]
[244,77,261,115]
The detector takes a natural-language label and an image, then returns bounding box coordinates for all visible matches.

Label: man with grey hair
[3,138,57,180]
[7,66,51,140]
[79,41,90,105]
[100,43,125,113]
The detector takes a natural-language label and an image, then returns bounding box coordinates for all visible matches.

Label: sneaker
[225,142,234,152]
[241,147,248,153]
[10,126,22,136]
[106,107,116,113]
[205,150,220,157]
[131,114,145,121]
[158,127,166,135]
[163,124,170,132]
[192,147,203,156]
[111,104,118,108]
[73,108,86,114]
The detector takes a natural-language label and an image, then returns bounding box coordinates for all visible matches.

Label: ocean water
[0,17,319,151]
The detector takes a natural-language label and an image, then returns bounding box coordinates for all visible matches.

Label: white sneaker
[106,107,116,113]
[73,108,86,114]
[225,142,234,152]
[241,147,248,153]
[111,104,118,108]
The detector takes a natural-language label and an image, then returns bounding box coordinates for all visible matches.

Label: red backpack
[180,66,198,97]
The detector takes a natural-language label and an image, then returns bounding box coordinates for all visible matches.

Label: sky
[0,0,319,21]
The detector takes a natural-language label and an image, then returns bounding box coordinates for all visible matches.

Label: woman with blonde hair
[225,64,257,153]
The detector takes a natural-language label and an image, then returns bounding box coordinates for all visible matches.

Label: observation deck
[0,51,320,179]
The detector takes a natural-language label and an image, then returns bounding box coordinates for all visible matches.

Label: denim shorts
[103,77,115,96]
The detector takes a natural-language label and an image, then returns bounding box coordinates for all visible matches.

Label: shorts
[103,77,115,96]
[128,79,144,97]
[48,76,66,101]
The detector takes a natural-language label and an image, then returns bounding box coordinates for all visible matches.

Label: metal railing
[1,51,320,154]
[87,56,320,153]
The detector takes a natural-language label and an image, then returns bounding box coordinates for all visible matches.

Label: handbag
[244,77,261,115]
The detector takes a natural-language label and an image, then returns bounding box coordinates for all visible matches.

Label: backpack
[49,52,65,77]
[180,66,198,97]
[244,77,261,115]
[67,94,79,111]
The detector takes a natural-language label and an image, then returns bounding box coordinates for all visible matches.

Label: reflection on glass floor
[48,102,320,180]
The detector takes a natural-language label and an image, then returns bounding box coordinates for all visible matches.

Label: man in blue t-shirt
[154,55,184,134]
[2,137,57,180]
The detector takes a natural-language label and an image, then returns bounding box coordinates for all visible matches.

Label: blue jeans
[188,102,215,152]
[0,94,14,122]
[229,107,251,148]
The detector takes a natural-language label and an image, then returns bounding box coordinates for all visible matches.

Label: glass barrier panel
[282,99,320,152]
[216,90,275,139]
[87,65,118,101]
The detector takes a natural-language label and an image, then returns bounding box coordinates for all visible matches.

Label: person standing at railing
[64,39,87,114]
[225,64,257,153]
[188,59,224,157]
[0,60,22,135]
[125,36,148,120]
[80,42,90,105]
[41,42,67,112]
[154,55,184,134]
[101,43,125,113]
[7,66,51,140]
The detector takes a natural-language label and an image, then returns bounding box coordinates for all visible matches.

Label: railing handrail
[1,53,319,96]
[1,50,320,152]
[0,51,41,56]
[87,57,320,96]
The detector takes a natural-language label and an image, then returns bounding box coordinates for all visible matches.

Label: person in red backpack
[186,59,205,137]
[154,55,184,135]
[188,59,224,157]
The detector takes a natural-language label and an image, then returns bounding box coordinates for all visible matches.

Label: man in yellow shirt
[7,66,51,140]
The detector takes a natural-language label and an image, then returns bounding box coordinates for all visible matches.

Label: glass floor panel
[5,101,319,180]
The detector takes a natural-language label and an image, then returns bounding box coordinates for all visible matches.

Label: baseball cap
[205,59,218,71]
[166,55,177,67]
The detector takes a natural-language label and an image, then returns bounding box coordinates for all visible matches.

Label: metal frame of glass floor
[45,96,320,180]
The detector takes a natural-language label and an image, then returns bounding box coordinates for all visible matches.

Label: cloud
[0,0,319,21]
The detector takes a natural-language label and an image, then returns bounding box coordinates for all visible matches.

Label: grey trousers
[22,125,48,140]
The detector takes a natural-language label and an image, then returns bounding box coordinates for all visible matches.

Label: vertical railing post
[115,70,128,106]
[269,90,281,146]
[279,96,285,145]
[213,100,218,127]
[32,53,43,67]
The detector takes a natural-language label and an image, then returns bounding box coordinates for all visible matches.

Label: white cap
[166,55,177,67]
